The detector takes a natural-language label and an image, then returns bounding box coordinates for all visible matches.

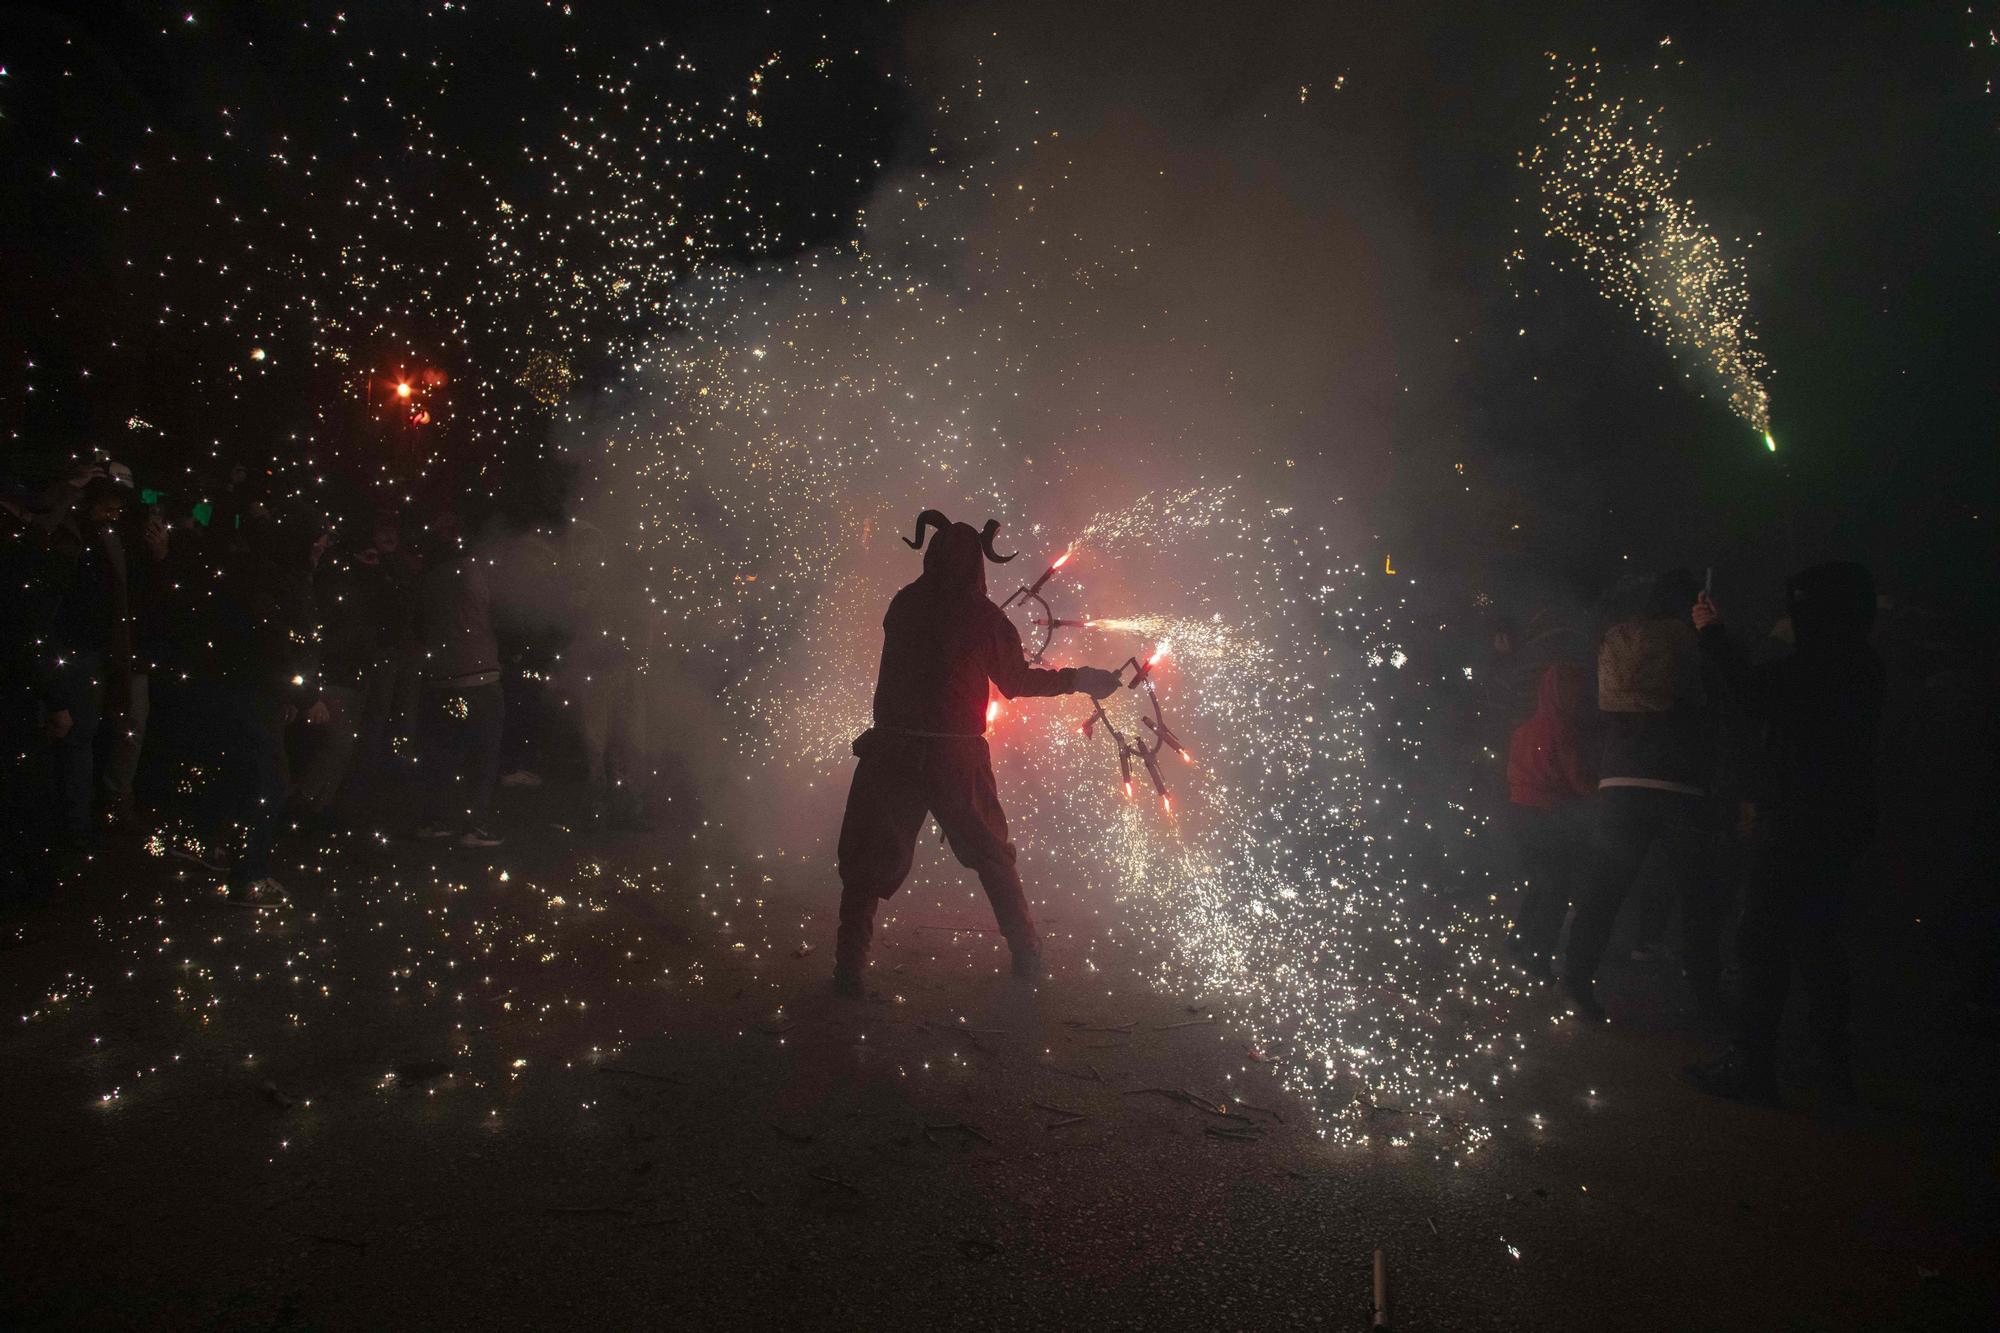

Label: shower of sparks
[14,6,1535,1154]
[1516,55,1773,442]
[735,485,1527,1150]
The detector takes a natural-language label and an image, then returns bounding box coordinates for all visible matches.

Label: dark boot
[834,886,876,994]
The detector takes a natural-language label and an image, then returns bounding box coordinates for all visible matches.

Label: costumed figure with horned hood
[833,510,1121,995]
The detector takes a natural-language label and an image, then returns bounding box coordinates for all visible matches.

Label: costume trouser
[291,683,362,814]
[50,653,103,840]
[1509,800,1592,963]
[99,672,148,805]
[1566,786,1727,1005]
[835,731,1038,971]
[417,682,504,828]
[1735,826,1857,1078]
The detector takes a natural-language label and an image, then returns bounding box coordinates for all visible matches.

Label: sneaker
[1011,949,1045,982]
[225,877,285,908]
[459,827,503,848]
[413,822,457,841]
[832,965,865,998]
[1561,978,1607,1025]
[1683,1048,1780,1106]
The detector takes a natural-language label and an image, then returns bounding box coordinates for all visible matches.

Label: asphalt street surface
[2,786,1993,1331]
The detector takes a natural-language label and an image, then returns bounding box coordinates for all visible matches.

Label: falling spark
[1518,55,1774,442]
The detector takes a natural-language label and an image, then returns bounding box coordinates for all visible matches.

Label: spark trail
[1518,55,1776,449]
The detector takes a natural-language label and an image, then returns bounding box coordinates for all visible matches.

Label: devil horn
[904,509,950,550]
[979,519,1018,563]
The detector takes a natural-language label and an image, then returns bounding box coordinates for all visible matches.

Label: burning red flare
[1052,551,1071,570]
[986,699,1002,725]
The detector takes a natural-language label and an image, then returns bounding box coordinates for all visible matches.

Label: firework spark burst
[1517,55,1774,445]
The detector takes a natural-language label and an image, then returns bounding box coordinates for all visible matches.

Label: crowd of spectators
[1,457,652,907]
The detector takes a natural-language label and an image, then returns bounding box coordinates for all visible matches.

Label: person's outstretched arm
[985,607,1118,699]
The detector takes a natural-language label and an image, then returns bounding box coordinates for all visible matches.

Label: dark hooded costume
[835,511,1083,982]
[1699,562,1885,1089]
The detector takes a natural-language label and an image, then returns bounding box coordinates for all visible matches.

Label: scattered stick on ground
[922,1121,993,1144]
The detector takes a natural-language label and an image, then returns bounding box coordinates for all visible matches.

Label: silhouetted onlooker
[98,498,172,830]
[175,512,326,901]
[1686,564,1885,1104]
[1564,569,1727,1022]
[412,513,505,847]
[1,465,80,899]
[290,532,384,827]
[1505,661,1597,979]
[44,476,132,849]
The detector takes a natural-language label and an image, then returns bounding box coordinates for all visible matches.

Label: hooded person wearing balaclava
[1685,562,1885,1104]
[832,510,1121,996]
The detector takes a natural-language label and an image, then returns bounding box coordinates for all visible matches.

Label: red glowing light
[1052,552,1071,569]
[1122,780,1134,800]
[986,699,1002,725]
[1147,642,1172,667]
[395,381,413,399]
[1160,794,1174,815]
[1179,749,1195,765]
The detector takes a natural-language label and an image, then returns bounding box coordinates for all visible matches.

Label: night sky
[2,1,1994,616]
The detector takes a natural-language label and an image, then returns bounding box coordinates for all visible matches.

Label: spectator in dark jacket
[98,498,172,829]
[1686,563,1886,1103]
[1506,662,1598,979]
[412,512,506,847]
[289,533,385,826]
[2,465,82,897]
[44,476,133,848]
[173,512,326,901]
[1564,568,1728,1022]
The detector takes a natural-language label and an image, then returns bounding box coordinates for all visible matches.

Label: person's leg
[1564,788,1655,995]
[833,742,928,980]
[1664,798,1728,1015]
[354,663,394,783]
[228,692,291,889]
[462,683,504,829]
[292,684,360,815]
[415,687,459,828]
[1510,805,1564,969]
[51,654,103,842]
[929,743,1039,964]
[100,672,149,816]
[1794,847,1857,1088]
[1731,842,1799,1081]
[1632,865,1671,960]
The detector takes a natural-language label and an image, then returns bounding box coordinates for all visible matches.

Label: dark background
[2,1,1993,617]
